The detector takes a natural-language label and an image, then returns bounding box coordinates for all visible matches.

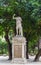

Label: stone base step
[12,58,27,64]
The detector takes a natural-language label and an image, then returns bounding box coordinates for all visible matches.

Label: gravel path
[0,55,41,65]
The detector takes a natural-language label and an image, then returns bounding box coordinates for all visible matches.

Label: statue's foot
[16,35,18,36]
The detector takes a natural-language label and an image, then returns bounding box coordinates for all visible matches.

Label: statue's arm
[13,14,17,19]
[13,16,17,19]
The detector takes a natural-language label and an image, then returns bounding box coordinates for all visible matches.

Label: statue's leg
[16,27,18,35]
[19,27,21,35]
[21,27,23,36]
[19,27,23,36]
[19,28,20,35]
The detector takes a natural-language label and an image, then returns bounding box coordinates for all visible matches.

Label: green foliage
[0,38,8,54]
[0,0,41,54]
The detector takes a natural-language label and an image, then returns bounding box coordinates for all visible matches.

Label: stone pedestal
[12,35,27,63]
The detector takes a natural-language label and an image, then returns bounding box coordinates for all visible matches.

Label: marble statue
[13,14,23,36]
[12,14,26,63]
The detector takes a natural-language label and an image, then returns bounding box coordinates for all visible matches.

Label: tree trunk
[34,49,41,61]
[34,38,41,61]
[5,31,12,60]
[26,40,29,59]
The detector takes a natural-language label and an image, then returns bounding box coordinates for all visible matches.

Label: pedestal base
[12,58,27,64]
[12,35,26,63]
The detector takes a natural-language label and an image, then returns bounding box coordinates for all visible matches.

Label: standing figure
[13,14,23,36]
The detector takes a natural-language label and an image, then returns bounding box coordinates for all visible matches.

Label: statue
[12,14,26,63]
[13,14,23,36]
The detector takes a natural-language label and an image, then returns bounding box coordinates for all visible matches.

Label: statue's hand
[14,14,16,16]
[13,16,14,19]
[13,14,16,19]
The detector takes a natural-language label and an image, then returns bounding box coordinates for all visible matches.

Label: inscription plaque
[14,45,22,58]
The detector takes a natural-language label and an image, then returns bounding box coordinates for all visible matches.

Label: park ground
[0,55,41,65]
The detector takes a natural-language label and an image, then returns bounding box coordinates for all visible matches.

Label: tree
[0,6,16,60]
[0,0,41,60]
